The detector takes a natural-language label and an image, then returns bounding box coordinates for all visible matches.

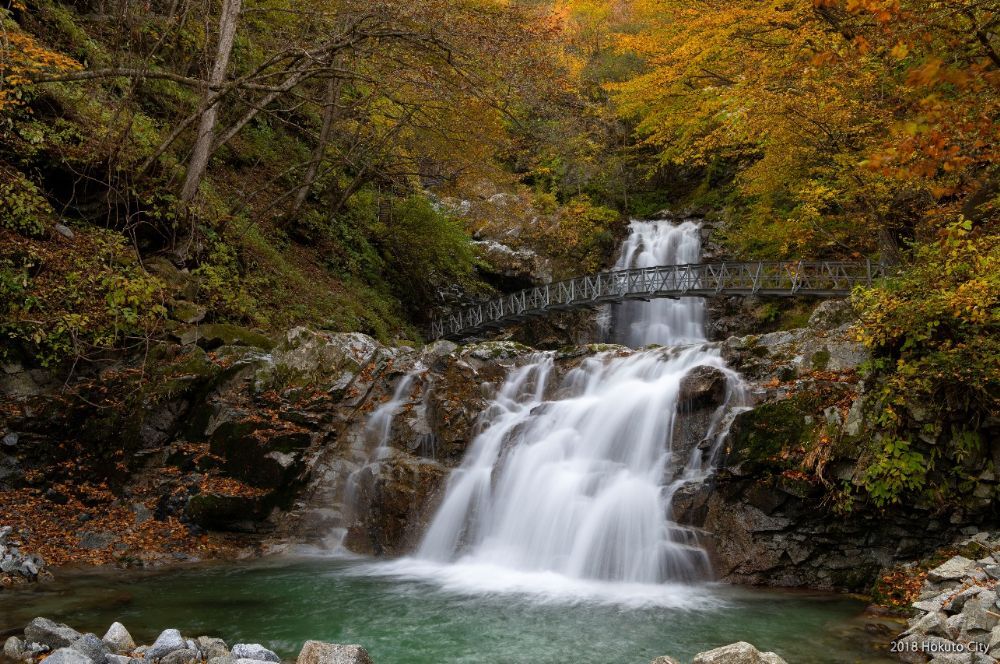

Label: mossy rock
[811,348,832,371]
[727,399,812,471]
[168,299,207,324]
[179,324,274,351]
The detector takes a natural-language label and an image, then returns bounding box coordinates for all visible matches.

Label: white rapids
[359,220,749,606]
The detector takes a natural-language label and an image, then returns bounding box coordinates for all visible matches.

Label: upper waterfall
[610,220,706,347]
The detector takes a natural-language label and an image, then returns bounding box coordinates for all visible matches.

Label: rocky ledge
[2,618,371,664]
[893,534,1000,663]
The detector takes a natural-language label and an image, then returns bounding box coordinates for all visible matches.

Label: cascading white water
[417,347,744,584]
[610,220,706,347]
[400,220,748,596]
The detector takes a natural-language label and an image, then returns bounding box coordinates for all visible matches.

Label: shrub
[853,220,999,506]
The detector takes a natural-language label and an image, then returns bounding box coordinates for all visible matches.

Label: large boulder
[146,630,187,661]
[692,642,788,664]
[102,623,136,655]
[678,366,728,409]
[24,618,82,650]
[195,637,229,660]
[296,640,373,664]
[70,634,110,664]
[344,451,448,555]
[269,328,380,390]
[807,299,855,330]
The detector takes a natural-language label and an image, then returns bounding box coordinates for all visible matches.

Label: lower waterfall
[416,346,745,585]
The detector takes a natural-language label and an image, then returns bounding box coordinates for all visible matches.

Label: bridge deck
[429,260,882,341]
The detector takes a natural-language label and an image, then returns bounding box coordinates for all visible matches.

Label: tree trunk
[291,75,341,217]
[180,0,242,203]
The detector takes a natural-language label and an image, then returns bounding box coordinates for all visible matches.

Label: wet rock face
[343,452,448,556]
[687,474,971,591]
[679,366,728,409]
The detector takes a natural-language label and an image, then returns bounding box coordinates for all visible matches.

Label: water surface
[0,556,896,663]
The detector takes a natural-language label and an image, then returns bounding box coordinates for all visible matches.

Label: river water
[0,558,896,663]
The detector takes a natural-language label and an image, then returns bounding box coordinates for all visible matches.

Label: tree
[179,0,242,204]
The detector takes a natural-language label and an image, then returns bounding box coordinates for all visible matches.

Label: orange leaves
[0,23,82,110]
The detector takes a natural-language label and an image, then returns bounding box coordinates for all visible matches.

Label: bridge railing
[429,260,883,341]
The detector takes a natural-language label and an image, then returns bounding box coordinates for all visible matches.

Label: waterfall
[400,220,748,595]
[609,220,706,347]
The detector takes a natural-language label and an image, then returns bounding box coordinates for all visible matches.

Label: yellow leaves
[890,41,910,60]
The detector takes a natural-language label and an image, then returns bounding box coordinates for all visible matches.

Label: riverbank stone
[44,649,95,664]
[70,634,109,664]
[146,630,186,661]
[231,645,279,663]
[691,642,788,664]
[4,637,26,661]
[24,618,82,650]
[106,656,141,664]
[296,640,374,664]
[160,649,199,664]
[101,624,135,655]
[196,638,228,660]
[928,556,976,582]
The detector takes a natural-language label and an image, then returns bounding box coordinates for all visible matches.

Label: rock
[928,556,977,582]
[4,636,25,661]
[45,648,95,664]
[963,594,999,631]
[180,324,273,351]
[54,224,75,240]
[296,640,374,664]
[106,656,140,664]
[944,587,982,613]
[906,611,951,639]
[472,240,552,288]
[146,630,187,661]
[270,328,378,389]
[71,634,110,664]
[231,644,279,663]
[234,659,279,664]
[77,530,117,550]
[160,649,200,664]
[207,657,233,664]
[2,432,17,447]
[25,618,83,650]
[679,366,728,409]
[131,503,152,525]
[808,299,854,330]
[691,642,787,664]
[196,637,229,660]
[914,594,949,613]
[650,657,682,664]
[101,623,136,656]
[169,301,208,325]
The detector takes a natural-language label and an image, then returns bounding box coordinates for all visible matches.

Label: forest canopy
[1,0,997,509]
